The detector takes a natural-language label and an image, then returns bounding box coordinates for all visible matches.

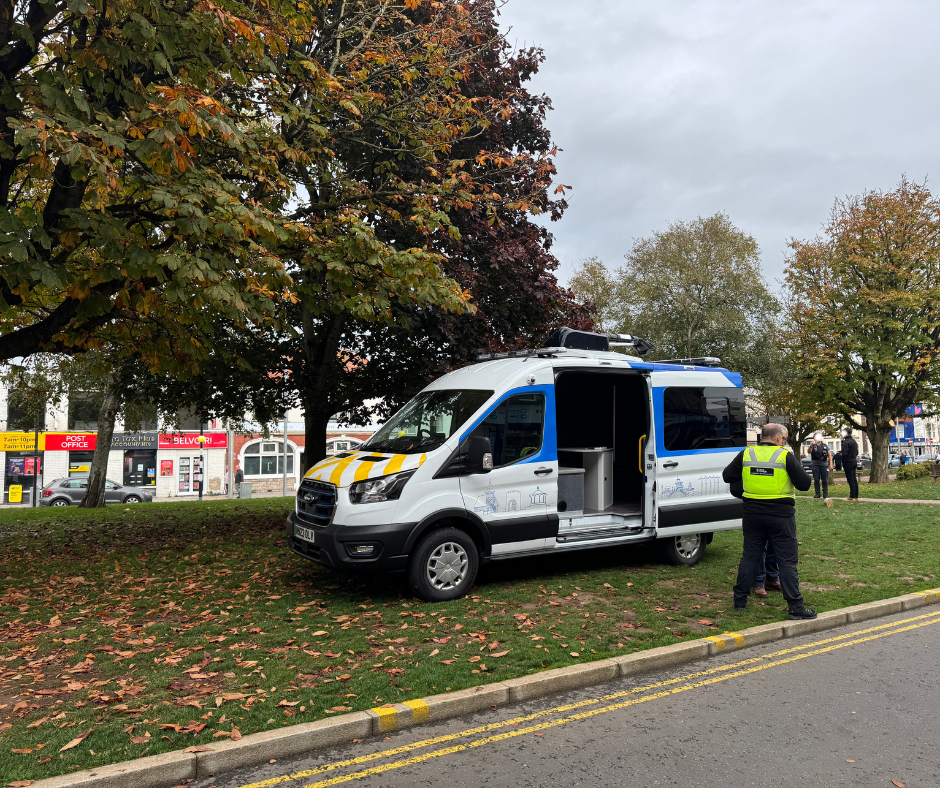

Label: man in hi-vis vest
[722,423,817,620]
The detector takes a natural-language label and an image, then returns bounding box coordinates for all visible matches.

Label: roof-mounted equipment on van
[473,347,568,361]
[543,327,654,356]
[655,357,723,367]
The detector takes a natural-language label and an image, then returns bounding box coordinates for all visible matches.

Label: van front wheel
[660,533,706,566]
[408,527,479,602]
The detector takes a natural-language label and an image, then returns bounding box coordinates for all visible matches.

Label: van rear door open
[650,369,745,536]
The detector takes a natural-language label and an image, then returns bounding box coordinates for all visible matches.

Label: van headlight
[349,470,416,504]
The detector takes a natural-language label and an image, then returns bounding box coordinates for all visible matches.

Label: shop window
[662,387,747,452]
[7,389,45,430]
[68,394,100,430]
[243,440,294,476]
[173,409,206,431]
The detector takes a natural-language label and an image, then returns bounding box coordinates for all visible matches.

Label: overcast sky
[496,0,940,288]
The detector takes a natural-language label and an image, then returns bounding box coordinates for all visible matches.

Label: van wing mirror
[468,436,493,473]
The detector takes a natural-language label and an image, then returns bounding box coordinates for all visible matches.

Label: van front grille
[296,479,337,527]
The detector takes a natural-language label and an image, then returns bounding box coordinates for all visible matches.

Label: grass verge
[0,498,937,783]
[799,478,940,500]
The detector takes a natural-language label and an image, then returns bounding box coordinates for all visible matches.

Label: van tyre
[660,533,706,566]
[408,527,479,602]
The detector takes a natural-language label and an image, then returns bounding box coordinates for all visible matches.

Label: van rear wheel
[660,533,706,566]
[407,527,479,602]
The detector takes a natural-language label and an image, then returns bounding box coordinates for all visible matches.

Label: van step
[556,525,645,543]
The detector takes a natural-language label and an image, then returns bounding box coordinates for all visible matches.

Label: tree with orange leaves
[786,178,940,483]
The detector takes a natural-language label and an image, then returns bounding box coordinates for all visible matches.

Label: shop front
[44,432,159,488]
[113,433,158,488]
[1,432,44,505]
[157,432,228,497]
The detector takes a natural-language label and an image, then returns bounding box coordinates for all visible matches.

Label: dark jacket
[841,436,859,465]
[723,441,812,517]
[234,469,244,484]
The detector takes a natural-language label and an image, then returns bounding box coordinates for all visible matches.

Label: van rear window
[662,387,747,451]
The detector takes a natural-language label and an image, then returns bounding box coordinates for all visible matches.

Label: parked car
[914,453,940,464]
[857,454,872,470]
[40,477,154,506]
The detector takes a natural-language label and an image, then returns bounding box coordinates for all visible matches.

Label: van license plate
[294,525,316,544]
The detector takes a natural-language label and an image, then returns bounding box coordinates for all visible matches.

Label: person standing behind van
[809,432,833,500]
[841,427,860,501]
[722,423,816,619]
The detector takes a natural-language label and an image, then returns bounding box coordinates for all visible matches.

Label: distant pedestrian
[833,450,843,472]
[809,432,833,502]
[234,466,244,497]
[722,423,816,620]
[841,427,860,502]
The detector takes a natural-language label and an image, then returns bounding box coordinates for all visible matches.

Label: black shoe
[788,607,817,620]
[812,495,821,499]
[734,605,747,612]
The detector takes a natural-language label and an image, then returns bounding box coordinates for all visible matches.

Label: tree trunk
[300,304,347,474]
[867,423,892,485]
[79,375,121,508]
[302,405,332,472]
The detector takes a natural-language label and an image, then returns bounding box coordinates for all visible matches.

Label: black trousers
[811,465,829,497]
[734,508,804,611]
[843,462,859,499]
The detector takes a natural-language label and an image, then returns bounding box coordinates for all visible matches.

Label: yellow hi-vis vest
[742,445,796,500]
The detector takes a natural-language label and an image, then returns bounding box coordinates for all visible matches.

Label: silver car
[40,477,154,506]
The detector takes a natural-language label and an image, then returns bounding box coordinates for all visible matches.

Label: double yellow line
[239,610,940,788]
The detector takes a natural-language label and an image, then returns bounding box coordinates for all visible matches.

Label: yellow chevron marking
[352,455,387,483]
[384,454,407,475]
[328,454,361,485]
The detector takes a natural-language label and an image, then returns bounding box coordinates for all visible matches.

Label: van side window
[468,393,544,467]
[663,387,746,451]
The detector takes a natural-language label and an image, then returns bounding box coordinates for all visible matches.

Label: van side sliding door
[649,371,745,536]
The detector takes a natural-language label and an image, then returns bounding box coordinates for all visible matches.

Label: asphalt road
[196,608,940,788]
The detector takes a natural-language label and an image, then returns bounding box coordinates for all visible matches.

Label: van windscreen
[364,390,494,455]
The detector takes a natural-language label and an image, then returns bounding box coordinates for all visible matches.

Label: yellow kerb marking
[371,707,398,733]
[403,699,430,724]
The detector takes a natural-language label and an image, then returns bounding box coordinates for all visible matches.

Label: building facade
[0,385,381,504]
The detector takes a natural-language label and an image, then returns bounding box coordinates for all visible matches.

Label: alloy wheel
[674,534,702,560]
[426,542,469,591]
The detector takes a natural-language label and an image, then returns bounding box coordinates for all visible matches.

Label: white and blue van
[286,328,746,600]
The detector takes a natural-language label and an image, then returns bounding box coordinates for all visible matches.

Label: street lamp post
[31,418,40,508]
[197,424,206,502]
[282,414,288,498]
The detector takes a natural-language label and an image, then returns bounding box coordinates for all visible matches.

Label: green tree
[0,0,493,367]
[130,7,591,468]
[786,178,940,483]
[568,256,620,333]
[610,213,779,382]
